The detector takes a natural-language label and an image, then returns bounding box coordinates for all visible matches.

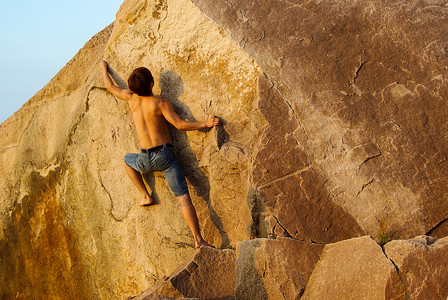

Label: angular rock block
[384,236,448,299]
[134,247,236,299]
[235,238,324,300]
[302,236,401,300]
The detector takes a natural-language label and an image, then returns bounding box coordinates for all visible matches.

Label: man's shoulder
[131,94,163,103]
[137,95,167,102]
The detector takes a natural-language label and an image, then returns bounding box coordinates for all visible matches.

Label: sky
[0,0,124,124]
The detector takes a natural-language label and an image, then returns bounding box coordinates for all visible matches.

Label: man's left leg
[125,163,154,206]
[177,194,214,249]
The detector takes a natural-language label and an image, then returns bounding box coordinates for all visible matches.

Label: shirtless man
[100,61,220,248]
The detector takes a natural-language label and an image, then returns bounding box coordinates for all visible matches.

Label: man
[100,61,220,248]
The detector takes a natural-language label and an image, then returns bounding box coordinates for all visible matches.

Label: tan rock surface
[384,236,448,299]
[302,236,400,300]
[235,237,324,300]
[1,0,448,299]
[0,0,260,298]
[134,246,235,299]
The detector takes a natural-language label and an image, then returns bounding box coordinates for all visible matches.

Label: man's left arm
[100,60,133,101]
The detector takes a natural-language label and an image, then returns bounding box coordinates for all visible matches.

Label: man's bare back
[128,93,219,149]
[128,94,170,149]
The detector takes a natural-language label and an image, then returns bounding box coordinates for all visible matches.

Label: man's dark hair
[128,67,154,96]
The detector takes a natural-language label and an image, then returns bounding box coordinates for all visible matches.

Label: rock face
[235,238,324,299]
[193,0,448,240]
[1,0,448,299]
[384,236,448,299]
[135,247,236,299]
[302,236,401,299]
[0,0,260,298]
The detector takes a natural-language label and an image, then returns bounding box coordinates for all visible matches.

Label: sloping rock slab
[134,247,236,299]
[193,0,448,240]
[253,74,364,243]
[384,235,448,299]
[302,236,401,299]
[235,237,324,300]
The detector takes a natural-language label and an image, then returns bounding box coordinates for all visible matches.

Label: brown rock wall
[252,74,364,243]
[193,0,448,238]
[0,167,91,299]
[384,236,448,299]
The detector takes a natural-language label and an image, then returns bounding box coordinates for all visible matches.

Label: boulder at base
[235,237,324,300]
[133,246,236,299]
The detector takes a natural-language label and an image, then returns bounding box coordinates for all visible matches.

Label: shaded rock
[302,236,400,299]
[253,74,364,243]
[235,237,324,300]
[134,247,235,299]
[193,0,448,239]
[384,235,448,299]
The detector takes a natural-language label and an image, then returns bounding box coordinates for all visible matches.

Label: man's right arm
[100,61,133,101]
[159,99,220,131]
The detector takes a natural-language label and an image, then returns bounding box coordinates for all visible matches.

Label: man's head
[128,67,154,96]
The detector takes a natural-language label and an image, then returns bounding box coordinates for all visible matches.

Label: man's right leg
[125,163,154,206]
[177,194,214,249]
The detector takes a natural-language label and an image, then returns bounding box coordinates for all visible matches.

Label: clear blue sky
[0,0,124,124]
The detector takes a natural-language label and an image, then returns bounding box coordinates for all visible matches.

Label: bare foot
[139,194,154,206]
[195,239,215,249]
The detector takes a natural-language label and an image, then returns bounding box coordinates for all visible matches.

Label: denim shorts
[124,143,189,197]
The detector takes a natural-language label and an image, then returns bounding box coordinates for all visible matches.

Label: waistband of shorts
[141,143,173,154]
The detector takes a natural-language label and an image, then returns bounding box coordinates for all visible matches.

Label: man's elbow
[105,84,113,93]
[173,120,188,131]
[175,123,187,131]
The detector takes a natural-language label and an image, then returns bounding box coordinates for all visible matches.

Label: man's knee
[177,194,193,207]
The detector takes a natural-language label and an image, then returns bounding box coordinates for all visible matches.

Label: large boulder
[193,0,448,240]
[134,247,236,299]
[302,236,403,299]
[235,237,324,300]
[1,0,448,298]
[384,236,448,299]
[0,0,261,298]
[300,235,448,299]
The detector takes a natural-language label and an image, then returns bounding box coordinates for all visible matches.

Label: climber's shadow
[160,70,231,249]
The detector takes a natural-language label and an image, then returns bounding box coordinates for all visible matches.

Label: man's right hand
[100,60,108,72]
[205,116,221,128]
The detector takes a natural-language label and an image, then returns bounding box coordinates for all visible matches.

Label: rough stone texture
[0,26,114,300]
[0,0,261,298]
[235,237,324,300]
[134,247,236,299]
[1,0,448,299]
[302,236,400,299]
[253,74,364,243]
[384,235,448,299]
[193,0,448,239]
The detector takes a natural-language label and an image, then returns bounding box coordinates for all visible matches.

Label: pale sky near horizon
[0,0,124,124]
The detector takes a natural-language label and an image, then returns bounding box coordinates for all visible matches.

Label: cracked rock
[132,247,236,299]
[235,238,324,300]
[384,236,448,299]
[302,236,402,300]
